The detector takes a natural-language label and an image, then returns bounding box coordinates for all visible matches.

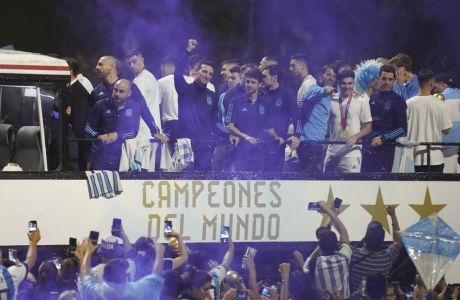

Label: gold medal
[339,129,348,139]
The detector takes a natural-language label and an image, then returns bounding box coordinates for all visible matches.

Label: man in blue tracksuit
[361,65,407,172]
[261,65,297,172]
[85,79,164,170]
[227,69,274,171]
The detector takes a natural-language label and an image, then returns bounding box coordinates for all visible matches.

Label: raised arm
[168,231,188,271]
[220,238,235,271]
[318,201,349,243]
[152,239,165,275]
[279,263,291,300]
[387,206,402,249]
[24,228,41,270]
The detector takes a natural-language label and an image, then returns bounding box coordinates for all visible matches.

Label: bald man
[89,56,119,109]
[85,79,165,170]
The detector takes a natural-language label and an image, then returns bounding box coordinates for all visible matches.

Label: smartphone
[220,226,230,243]
[8,249,17,262]
[261,286,271,297]
[112,218,122,237]
[164,220,173,236]
[236,290,248,299]
[69,237,77,252]
[52,257,62,271]
[308,202,322,211]
[89,230,99,245]
[333,197,343,209]
[28,220,37,232]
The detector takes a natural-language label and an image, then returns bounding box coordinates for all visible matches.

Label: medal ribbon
[339,94,353,130]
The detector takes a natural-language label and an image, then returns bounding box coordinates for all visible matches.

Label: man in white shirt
[123,50,168,172]
[407,69,452,173]
[324,70,372,172]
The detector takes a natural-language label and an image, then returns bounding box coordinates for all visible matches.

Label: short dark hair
[241,63,258,75]
[161,55,177,66]
[244,69,263,82]
[317,64,335,78]
[125,48,142,59]
[64,57,79,76]
[290,53,308,67]
[389,53,413,72]
[333,60,352,73]
[198,60,215,71]
[263,65,283,82]
[221,59,240,67]
[188,54,205,70]
[229,66,240,74]
[379,65,396,78]
[337,69,355,82]
[418,69,435,87]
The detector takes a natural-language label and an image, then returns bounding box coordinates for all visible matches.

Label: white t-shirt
[326,94,372,158]
[159,74,215,122]
[133,69,162,137]
[296,74,316,104]
[8,263,28,298]
[407,95,452,166]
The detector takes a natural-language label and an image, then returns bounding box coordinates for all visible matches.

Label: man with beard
[89,56,119,110]
[174,39,218,171]
[287,65,336,173]
[85,79,160,170]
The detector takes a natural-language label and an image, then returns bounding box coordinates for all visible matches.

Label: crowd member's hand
[242,255,256,270]
[66,106,72,116]
[208,259,219,270]
[153,238,165,256]
[386,205,397,217]
[186,39,198,52]
[371,135,383,147]
[287,136,300,150]
[28,228,41,245]
[279,262,290,280]
[222,288,237,300]
[229,134,239,146]
[153,132,169,144]
[74,240,85,262]
[80,237,97,257]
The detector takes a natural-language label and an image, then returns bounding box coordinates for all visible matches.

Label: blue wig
[354,59,382,95]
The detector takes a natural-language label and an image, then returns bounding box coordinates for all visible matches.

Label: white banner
[1,179,460,280]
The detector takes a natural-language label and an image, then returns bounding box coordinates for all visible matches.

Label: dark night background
[1,0,460,82]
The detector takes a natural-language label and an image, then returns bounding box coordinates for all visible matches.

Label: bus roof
[0,50,70,77]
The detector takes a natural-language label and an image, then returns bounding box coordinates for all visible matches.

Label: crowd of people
[2,203,459,299]
[61,39,460,174]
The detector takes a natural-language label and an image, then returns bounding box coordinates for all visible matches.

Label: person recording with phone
[0,222,41,299]
[303,200,351,298]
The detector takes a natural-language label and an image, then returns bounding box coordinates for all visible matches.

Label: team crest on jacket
[384,101,391,110]
[125,108,132,117]
[275,97,282,107]
[259,105,265,115]
[206,95,213,106]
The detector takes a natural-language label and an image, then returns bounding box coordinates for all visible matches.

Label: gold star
[361,187,398,233]
[409,187,446,220]
[319,186,350,227]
